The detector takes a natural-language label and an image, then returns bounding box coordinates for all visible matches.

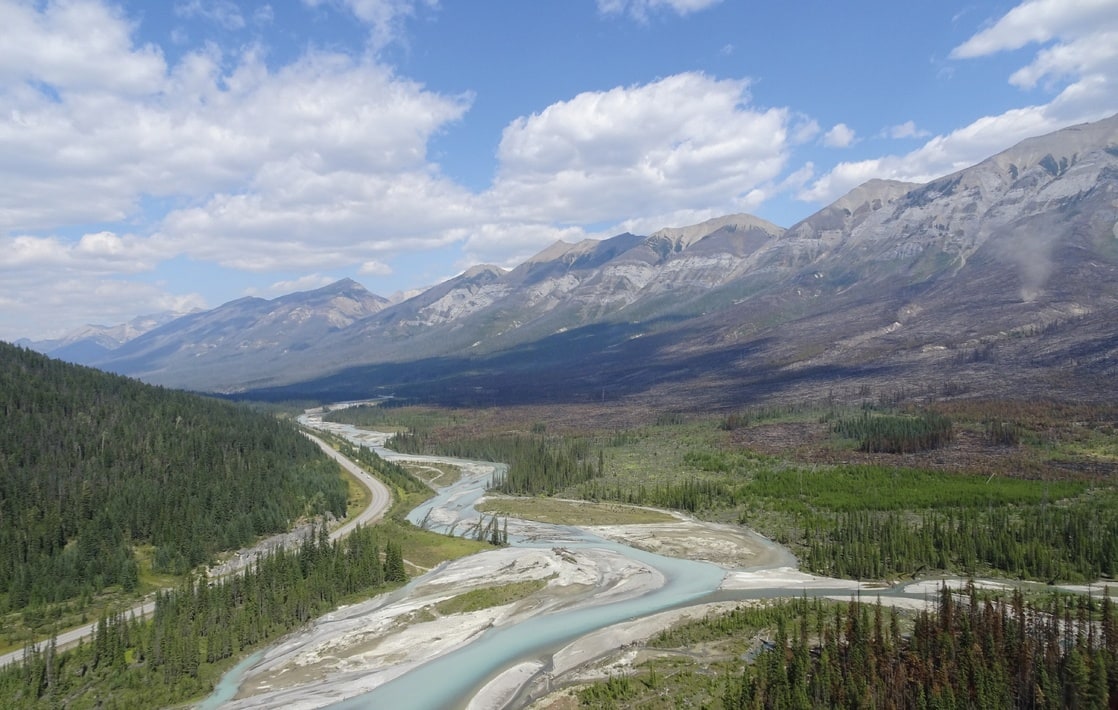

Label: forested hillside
[0,342,347,612]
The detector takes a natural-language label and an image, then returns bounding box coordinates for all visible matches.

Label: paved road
[303,431,393,540]
[0,435,393,668]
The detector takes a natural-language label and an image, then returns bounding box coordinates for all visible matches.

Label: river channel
[202,411,1089,709]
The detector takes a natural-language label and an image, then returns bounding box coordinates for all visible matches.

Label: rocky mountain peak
[650,213,783,249]
[831,179,918,217]
[461,264,508,280]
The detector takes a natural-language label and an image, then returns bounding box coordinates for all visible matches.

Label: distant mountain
[96,278,390,391]
[86,115,1118,406]
[17,312,186,365]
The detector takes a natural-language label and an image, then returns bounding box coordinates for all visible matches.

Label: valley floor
[212,510,863,709]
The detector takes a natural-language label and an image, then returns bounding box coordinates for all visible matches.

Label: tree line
[829,411,954,453]
[722,586,1116,709]
[800,499,1118,582]
[579,586,1117,708]
[388,430,604,496]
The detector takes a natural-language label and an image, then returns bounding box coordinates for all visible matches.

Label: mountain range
[24,114,1118,408]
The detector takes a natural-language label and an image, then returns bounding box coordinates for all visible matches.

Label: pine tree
[384,540,406,583]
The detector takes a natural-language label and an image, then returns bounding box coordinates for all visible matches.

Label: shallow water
[197,651,264,710]
[329,540,725,710]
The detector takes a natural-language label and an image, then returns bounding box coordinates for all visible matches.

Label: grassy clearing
[383,489,490,569]
[135,544,180,593]
[433,578,550,616]
[476,497,675,526]
[401,461,463,487]
[387,521,490,570]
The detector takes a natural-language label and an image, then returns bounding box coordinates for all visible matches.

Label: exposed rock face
[81,115,1118,403]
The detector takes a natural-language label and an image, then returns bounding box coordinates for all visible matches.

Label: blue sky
[2,0,1117,340]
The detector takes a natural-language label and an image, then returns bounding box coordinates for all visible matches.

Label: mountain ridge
[27,114,1118,405]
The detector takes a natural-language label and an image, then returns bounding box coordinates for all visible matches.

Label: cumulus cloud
[0,227,187,338]
[953,0,1118,118]
[801,0,1118,204]
[488,72,790,226]
[822,123,856,148]
[597,0,723,20]
[0,8,477,263]
[449,72,796,268]
[0,0,166,94]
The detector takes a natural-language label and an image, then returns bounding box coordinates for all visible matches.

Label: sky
[2,0,1118,341]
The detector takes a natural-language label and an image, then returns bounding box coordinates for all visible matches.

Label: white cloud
[253,5,275,25]
[790,116,821,145]
[0,269,206,341]
[1009,29,1118,90]
[597,0,723,21]
[0,0,166,94]
[778,162,815,192]
[359,260,393,276]
[159,161,478,270]
[489,72,790,226]
[951,0,1118,121]
[174,0,246,30]
[802,0,1118,204]
[456,222,592,272]
[886,120,930,139]
[0,227,186,337]
[0,231,166,273]
[246,274,340,297]
[0,0,481,338]
[0,15,477,262]
[950,0,1117,58]
[800,106,1069,203]
[302,0,436,49]
[822,123,856,148]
